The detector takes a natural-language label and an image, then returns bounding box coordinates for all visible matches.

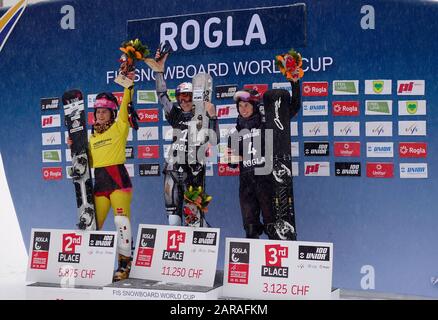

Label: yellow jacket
[89,88,132,168]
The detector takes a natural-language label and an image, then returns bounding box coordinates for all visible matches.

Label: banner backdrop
[1,0,438,297]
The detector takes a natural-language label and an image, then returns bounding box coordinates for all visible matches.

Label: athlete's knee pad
[114,215,132,257]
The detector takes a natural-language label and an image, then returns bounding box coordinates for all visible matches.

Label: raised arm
[289,80,301,119]
[117,71,135,124]
[153,48,173,115]
[156,72,174,115]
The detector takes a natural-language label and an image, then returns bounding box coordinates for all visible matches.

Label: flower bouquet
[183,185,212,226]
[275,48,304,82]
[115,38,150,88]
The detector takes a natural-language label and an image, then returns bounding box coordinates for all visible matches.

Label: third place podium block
[222,238,334,300]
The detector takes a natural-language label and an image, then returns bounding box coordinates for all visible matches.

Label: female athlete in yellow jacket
[69,82,134,281]
[90,86,134,282]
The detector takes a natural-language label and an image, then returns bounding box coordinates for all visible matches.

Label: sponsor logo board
[332,80,359,95]
[334,142,360,157]
[366,142,394,158]
[366,162,394,178]
[333,122,360,136]
[398,100,426,116]
[364,80,392,94]
[400,163,428,179]
[365,122,393,137]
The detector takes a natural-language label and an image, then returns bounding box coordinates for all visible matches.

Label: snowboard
[183,73,213,227]
[62,89,97,231]
[191,73,213,147]
[263,89,297,240]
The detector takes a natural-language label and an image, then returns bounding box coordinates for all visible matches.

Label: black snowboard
[263,89,297,240]
[62,89,97,230]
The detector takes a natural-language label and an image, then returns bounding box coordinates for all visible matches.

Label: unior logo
[400,164,428,178]
[335,162,361,177]
[298,246,330,261]
[193,231,217,246]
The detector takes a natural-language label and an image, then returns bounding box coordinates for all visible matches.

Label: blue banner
[127,4,306,55]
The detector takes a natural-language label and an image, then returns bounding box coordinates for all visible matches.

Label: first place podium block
[103,224,223,300]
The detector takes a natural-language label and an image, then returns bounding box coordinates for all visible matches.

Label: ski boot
[113,254,132,282]
[245,224,264,239]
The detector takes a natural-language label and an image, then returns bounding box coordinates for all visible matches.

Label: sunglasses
[178,92,192,97]
[233,90,259,103]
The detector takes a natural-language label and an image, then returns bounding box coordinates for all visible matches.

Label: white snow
[0,152,28,299]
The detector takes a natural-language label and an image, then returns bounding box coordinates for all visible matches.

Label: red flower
[285,55,296,70]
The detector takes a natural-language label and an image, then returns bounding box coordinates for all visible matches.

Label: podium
[25,227,335,300]
[222,238,334,300]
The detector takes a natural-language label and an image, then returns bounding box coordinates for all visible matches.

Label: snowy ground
[0,153,29,299]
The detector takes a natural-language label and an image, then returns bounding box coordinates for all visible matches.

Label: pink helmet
[93,92,119,121]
